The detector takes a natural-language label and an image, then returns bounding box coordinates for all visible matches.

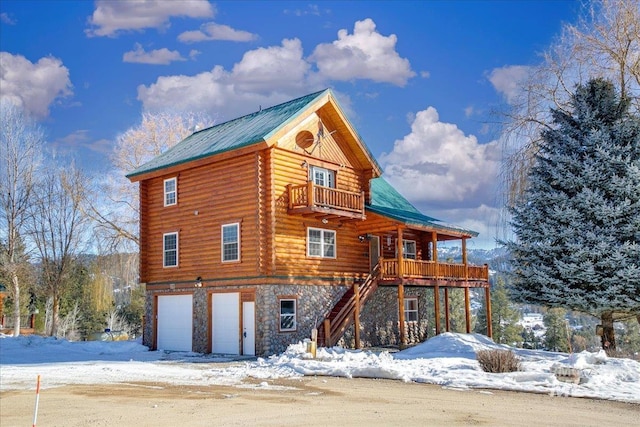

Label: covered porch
[355,221,492,347]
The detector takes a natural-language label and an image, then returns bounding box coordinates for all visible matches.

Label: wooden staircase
[317,263,380,348]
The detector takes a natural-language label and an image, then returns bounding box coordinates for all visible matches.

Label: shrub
[476,349,521,373]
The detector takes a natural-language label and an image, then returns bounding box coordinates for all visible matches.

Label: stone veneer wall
[342,287,430,348]
[143,283,349,356]
[255,284,348,355]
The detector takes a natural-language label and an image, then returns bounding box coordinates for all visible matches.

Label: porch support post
[444,288,451,332]
[434,285,441,335]
[431,231,438,278]
[485,286,493,338]
[397,226,404,278]
[462,237,468,280]
[354,282,361,349]
[464,287,471,333]
[398,283,406,347]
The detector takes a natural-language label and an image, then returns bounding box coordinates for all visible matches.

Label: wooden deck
[287,182,365,220]
[379,258,489,285]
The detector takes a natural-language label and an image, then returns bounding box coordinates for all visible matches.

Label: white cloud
[137,38,312,117]
[310,18,415,86]
[283,4,323,16]
[123,44,186,65]
[379,106,500,210]
[189,49,201,60]
[138,18,414,116]
[178,22,257,43]
[0,52,72,118]
[464,105,475,118]
[231,39,310,91]
[1,12,16,25]
[428,205,501,249]
[86,0,214,37]
[488,65,530,104]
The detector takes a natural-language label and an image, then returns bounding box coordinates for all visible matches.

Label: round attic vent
[295,130,314,149]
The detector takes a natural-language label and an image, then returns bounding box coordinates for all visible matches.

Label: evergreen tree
[543,308,570,352]
[476,277,523,345]
[506,78,640,351]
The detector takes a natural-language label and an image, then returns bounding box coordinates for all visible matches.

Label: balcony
[287,182,365,220]
[379,258,489,285]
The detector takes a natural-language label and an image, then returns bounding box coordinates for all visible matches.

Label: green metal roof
[367,177,479,237]
[127,89,329,178]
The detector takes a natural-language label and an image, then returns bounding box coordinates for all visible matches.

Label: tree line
[0,100,211,339]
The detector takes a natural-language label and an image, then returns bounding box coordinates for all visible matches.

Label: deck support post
[462,237,468,280]
[444,288,450,332]
[431,232,438,278]
[397,226,404,278]
[485,286,493,338]
[464,287,471,333]
[434,285,441,335]
[398,283,406,347]
[354,282,361,349]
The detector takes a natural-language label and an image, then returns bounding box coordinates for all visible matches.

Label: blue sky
[0,1,580,249]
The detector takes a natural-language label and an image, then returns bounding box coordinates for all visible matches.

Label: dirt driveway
[1,376,638,426]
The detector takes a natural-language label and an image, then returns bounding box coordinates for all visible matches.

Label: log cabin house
[127,89,491,356]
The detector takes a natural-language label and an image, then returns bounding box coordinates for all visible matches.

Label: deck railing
[379,258,489,282]
[288,182,365,215]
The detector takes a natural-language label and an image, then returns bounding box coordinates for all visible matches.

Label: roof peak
[127,89,331,179]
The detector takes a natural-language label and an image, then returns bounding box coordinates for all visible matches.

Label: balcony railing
[379,258,489,282]
[287,182,365,217]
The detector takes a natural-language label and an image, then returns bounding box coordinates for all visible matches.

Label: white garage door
[212,293,239,354]
[157,294,193,352]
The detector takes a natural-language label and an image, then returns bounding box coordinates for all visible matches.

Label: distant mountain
[437,246,510,272]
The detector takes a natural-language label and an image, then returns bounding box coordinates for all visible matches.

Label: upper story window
[279,298,297,331]
[163,232,178,267]
[404,297,418,322]
[307,227,336,258]
[310,166,335,188]
[222,223,240,262]
[403,240,417,260]
[164,177,177,206]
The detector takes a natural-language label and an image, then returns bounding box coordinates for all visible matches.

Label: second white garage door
[212,292,240,354]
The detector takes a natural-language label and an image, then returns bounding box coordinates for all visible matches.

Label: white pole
[32,375,41,427]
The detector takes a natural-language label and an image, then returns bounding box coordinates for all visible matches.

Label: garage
[156,294,193,352]
[212,293,240,354]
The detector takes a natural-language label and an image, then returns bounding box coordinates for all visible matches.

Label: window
[222,223,240,262]
[163,232,178,267]
[279,298,297,331]
[403,240,417,260]
[307,227,336,258]
[310,166,335,188]
[404,297,418,322]
[164,177,177,206]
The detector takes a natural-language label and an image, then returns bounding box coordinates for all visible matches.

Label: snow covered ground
[1,332,638,403]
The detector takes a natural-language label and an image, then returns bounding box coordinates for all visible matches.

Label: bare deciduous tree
[86,111,213,252]
[29,165,90,336]
[0,100,43,336]
[501,0,640,209]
